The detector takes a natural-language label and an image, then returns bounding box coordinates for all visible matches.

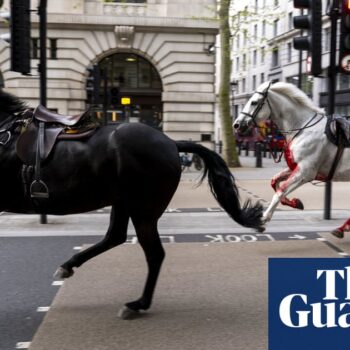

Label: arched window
[90,53,163,129]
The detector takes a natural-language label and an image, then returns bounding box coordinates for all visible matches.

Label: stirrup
[30,179,49,198]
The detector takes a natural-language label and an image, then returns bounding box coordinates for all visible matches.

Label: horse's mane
[0,90,27,118]
[270,82,324,114]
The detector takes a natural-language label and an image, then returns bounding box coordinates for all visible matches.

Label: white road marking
[52,280,64,286]
[36,306,50,312]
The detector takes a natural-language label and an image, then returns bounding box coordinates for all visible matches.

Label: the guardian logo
[279,267,350,328]
[269,258,350,350]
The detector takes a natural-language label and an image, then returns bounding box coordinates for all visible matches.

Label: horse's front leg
[331,218,350,239]
[264,167,308,222]
[271,168,304,210]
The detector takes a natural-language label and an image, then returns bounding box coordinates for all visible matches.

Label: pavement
[4,153,348,350]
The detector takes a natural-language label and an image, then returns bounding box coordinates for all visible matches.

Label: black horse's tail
[175,141,263,229]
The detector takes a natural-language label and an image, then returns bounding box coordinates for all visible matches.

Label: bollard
[256,142,262,168]
[245,141,249,156]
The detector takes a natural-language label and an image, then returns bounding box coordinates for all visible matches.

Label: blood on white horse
[233,81,350,238]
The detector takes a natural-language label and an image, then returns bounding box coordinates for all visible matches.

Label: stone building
[229,0,350,120]
[0,0,218,144]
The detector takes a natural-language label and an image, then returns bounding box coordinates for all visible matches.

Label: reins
[241,84,325,163]
[0,110,33,146]
[269,112,324,164]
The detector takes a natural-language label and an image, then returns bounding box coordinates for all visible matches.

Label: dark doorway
[90,53,163,130]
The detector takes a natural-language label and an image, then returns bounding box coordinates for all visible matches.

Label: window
[273,19,279,36]
[236,57,240,72]
[99,53,161,91]
[254,24,258,40]
[50,39,57,59]
[242,78,246,92]
[31,38,39,59]
[236,34,240,49]
[288,12,293,30]
[287,42,292,63]
[272,47,279,67]
[30,38,58,59]
[262,21,266,37]
[286,75,313,96]
[260,73,265,84]
[243,54,247,70]
[338,74,350,90]
[253,50,257,66]
[261,47,265,63]
[252,75,257,90]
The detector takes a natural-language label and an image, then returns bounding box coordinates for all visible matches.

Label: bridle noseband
[240,81,273,127]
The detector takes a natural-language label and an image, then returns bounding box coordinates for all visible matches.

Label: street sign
[340,53,350,73]
[339,0,350,74]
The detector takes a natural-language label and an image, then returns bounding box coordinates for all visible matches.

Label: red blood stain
[284,144,297,171]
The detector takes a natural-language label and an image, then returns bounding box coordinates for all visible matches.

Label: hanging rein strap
[269,113,324,164]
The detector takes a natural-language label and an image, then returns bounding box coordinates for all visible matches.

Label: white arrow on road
[288,234,306,240]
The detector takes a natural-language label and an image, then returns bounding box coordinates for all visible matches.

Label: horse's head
[233,81,272,134]
[0,90,27,122]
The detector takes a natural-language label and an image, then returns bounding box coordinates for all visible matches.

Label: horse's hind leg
[331,218,350,239]
[271,168,304,210]
[122,217,164,314]
[55,205,129,278]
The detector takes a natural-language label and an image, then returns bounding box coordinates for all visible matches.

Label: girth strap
[30,121,50,198]
[327,144,345,182]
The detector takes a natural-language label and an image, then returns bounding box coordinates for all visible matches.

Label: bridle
[240,81,273,127]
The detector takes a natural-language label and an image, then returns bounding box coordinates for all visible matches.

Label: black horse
[0,90,263,317]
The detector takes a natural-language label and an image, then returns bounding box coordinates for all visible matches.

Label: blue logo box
[269,258,350,350]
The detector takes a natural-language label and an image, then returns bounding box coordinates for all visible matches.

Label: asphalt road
[0,236,100,350]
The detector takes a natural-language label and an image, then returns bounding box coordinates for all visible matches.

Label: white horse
[233,81,350,238]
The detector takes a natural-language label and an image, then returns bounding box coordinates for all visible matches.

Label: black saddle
[325,115,350,148]
[16,105,99,198]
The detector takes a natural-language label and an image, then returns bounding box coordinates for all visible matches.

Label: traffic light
[0,0,31,74]
[293,0,322,76]
[339,0,350,74]
[86,64,101,105]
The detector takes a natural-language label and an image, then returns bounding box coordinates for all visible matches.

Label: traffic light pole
[38,0,47,224]
[324,0,340,220]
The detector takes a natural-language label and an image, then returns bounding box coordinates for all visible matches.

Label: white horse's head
[233,81,272,134]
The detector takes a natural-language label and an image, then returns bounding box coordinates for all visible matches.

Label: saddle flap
[325,115,350,147]
[34,105,83,126]
[16,123,64,165]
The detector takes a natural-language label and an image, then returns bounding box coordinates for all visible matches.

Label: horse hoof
[118,305,140,320]
[331,229,344,239]
[293,199,304,210]
[53,267,74,279]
